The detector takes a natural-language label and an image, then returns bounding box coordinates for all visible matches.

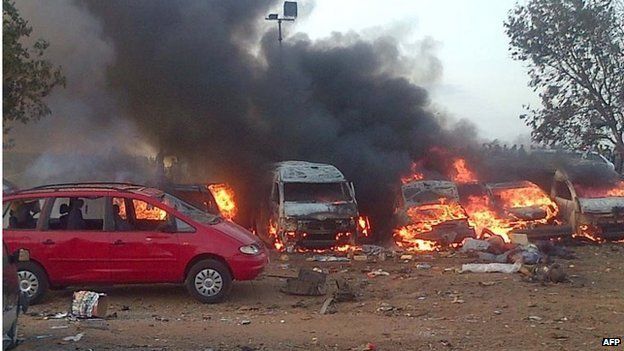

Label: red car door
[41,196,112,285]
[3,197,47,275]
[109,196,179,283]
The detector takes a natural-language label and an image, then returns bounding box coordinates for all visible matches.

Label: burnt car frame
[395,180,475,245]
[255,161,361,250]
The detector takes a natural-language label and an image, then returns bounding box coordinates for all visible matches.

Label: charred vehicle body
[255,161,360,251]
[551,163,624,240]
[394,180,475,249]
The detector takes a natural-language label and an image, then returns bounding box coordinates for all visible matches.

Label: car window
[3,198,45,230]
[112,197,134,231]
[555,181,572,200]
[131,199,170,231]
[48,197,105,231]
[176,218,195,233]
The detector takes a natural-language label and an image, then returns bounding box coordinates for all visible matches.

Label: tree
[3,0,65,148]
[505,0,624,169]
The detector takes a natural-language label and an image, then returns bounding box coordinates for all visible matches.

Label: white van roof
[274,161,347,183]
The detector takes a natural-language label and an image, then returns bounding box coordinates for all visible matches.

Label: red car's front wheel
[185,259,232,303]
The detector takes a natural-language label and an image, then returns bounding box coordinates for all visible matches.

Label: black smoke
[14,0,482,239]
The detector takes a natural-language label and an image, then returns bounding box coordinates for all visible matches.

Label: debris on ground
[461,262,522,274]
[62,333,84,342]
[333,278,357,302]
[416,263,432,270]
[366,269,390,278]
[319,297,336,315]
[306,255,350,262]
[281,268,327,296]
[71,291,108,318]
[520,263,567,283]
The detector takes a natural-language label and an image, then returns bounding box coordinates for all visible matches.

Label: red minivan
[2,183,268,304]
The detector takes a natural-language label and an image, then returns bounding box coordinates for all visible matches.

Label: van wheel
[185,259,232,303]
[17,262,48,305]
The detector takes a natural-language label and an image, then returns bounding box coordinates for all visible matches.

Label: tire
[185,259,232,303]
[17,262,49,305]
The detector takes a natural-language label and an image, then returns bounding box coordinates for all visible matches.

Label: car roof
[273,161,347,183]
[7,182,164,198]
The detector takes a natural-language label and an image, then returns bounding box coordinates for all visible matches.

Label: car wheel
[17,262,49,304]
[185,259,232,303]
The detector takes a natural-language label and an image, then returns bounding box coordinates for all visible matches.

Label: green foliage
[3,0,65,147]
[505,0,624,153]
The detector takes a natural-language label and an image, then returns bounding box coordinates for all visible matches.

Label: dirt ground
[14,242,624,351]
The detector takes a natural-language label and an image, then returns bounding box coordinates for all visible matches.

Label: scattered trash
[377,303,394,312]
[451,296,464,304]
[49,325,69,329]
[71,291,108,318]
[460,238,491,252]
[461,262,522,274]
[353,255,369,262]
[35,335,53,339]
[45,312,68,320]
[307,255,350,262]
[366,269,390,278]
[416,263,432,270]
[333,278,357,302]
[351,342,377,351]
[400,254,413,261]
[240,320,251,325]
[521,263,567,283]
[319,297,336,315]
[528,315,543,321]
[362,245,385,256]
[281,268,327,296]
[478,281,497,286]
[62,333,84,342]
[493,310,502,315]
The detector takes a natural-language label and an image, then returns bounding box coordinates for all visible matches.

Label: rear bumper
[229,251,269,280]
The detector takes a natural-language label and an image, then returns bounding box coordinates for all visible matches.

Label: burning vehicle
[551,163,624,240]
[165,183,238,220]
[394,179,476,251]
[254,161,365,251]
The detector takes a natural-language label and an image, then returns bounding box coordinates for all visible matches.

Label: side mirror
[11,248,30,263]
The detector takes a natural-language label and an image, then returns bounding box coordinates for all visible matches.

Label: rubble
[281,268,327,296]
[461,262,522,274]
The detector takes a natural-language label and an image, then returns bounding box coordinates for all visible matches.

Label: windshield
[160,193,220,224]
[491,186,554,209]
[283,182,352,203]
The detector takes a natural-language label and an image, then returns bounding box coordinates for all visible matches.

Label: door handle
[113,239,124,245]
[42,239,55,245]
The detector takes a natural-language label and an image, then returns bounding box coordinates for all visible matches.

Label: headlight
[239,244,261,255]
[282,218,298,231]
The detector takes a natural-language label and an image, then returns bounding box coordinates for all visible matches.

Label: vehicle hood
[578,197,624,214]
[211,220,258,245]
[283,202,358,220]
[507,206,547,220]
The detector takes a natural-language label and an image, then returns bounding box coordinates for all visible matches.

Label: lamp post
[265,1,297,46]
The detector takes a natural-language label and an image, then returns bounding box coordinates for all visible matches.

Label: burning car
[165,183,238,220]
[394,179,475,251]
[254,161,363,251]
[551,163,624,240]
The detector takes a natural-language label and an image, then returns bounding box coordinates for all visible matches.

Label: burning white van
[254,161,363,251]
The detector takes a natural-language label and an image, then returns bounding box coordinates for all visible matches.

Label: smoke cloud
[9,0,484,237]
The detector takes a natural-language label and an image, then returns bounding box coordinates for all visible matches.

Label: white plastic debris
[460,262,522,274]
[63,333,84,342]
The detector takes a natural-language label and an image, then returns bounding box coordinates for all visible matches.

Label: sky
[292,0,539,142]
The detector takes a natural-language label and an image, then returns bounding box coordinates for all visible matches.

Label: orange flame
[401,163,425,184]
[208,183,238,220]
[358,216,371,237]
[393,199,467,252]
[451,158,478,184]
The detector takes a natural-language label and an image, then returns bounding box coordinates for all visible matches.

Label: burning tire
[17,262,49,305]
[185,259,232,303]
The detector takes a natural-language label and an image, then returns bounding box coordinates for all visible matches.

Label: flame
[132,199,167,220]
[451,158,478,184]
[358,216,371,237]
[393,199,467,252]
[401,163,425,184]
[575,181,624,198]
[574,224,606,242]
[463,183,559,242]
[208,183,238,220]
